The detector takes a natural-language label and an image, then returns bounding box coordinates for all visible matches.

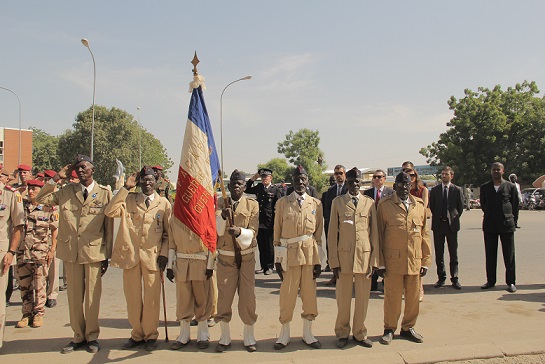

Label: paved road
[1,209,544,363]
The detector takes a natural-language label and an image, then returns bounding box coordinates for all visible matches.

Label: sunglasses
[409,173,416,177]
[334,172,344,175]
[372,175,384,179]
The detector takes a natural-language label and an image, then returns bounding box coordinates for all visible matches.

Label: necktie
[233,201,239,212]
[376,188,381,207]
[145,197,150,208]
[352,196,358,208]
[337,185,341,196]
[83,189,88,201]
[297,197,303,207]
[442,186,448,219]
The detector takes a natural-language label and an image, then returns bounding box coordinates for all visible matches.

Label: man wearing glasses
[364,169,393,291]
[376,172,431,345]
[322,165,348,285]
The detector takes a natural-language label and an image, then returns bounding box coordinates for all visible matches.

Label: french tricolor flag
[173,82,220,253]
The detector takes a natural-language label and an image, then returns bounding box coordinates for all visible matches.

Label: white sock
[218,321,231,345]
[302,319,318,344]
[243,324,256,346]
[276,322,290,346]
[197,320,210,342]
[176,320,190,344]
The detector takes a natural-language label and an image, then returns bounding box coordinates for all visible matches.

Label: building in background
[0,127,33,173]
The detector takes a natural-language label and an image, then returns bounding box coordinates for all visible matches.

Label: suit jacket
[377,193,432,275]
[273,192,323,266]
[363,186,394,202]
[104,188,171,271]
[327,193,379,274]
[323,183,348,225]
[36,181,114,264]
[429,183,464,232]
[480,179,519,233]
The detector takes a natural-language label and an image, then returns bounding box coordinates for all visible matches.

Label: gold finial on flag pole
[191,52,199,76]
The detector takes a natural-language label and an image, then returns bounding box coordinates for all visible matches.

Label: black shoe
[274,342,287,350]
[303,339,321,349]
[380,329,394,345]
[336,337,348,348]
[87,340,100,353]
[452,281,462,290]
[481,282,495,289]
[516,225,521,229]
[324,265,331,272]
[400,328,424,343]
[171,340,190,350]
[190,318,198,326]
[59,284,67,291]
[325,277,337,286]
[197,340,209,349]
[245,344,257,352]
[122,338,144,350]
[215,343,231,352]
[254,269,264,274]
[61,341,86,354]
[507,284,517,293]
[145,339,158,352]
[5,301,10,307]
[434,280,445,288]
[353,337,373,348]
[45,299,57,308]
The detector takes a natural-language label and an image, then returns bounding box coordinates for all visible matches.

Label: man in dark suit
[480,162,519,293]
[364,169,393,291]
[322,165,348,285]
[429,166,464,290]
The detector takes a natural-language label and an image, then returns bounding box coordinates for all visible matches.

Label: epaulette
[4,184,17,192]
[246,196,257,202]
[98,184,112,191]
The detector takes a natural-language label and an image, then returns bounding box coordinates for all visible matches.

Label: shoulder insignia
[4,185,16,192]
[98,184,112,191]
[52,206,58,211]
[16,194,22,203]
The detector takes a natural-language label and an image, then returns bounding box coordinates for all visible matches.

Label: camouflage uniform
[155,176,172,203]
[17,201,58,320]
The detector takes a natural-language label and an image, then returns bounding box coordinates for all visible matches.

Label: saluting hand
[124,172,138,190]
[57,164,73,180]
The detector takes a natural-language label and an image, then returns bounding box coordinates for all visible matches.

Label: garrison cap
[395,171,411,184]
[26,179,44,187]
[17,164,31,171]
[259,168,272,176]
[139,166,157,178]
[230,169,245,181]
[74,154,93,166]
[292,165,307,176]
[345,167,362,179]
[43,170,56,178]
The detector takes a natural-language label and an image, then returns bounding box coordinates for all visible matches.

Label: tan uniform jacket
[216,196,259,251]
[36,181,114,264]
[0,182,25,251]
[273,192,323,266]
[377,193,432,275]
[169,218,209,281]
[19,202,58,263]
[105,188,171,271]
[328,193,379,274]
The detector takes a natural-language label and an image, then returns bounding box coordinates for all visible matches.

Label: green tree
[58,105,172,186]
[31,127,61,173]
[277,128,327,191]
[420,81,545,186]
[257,158,291,184]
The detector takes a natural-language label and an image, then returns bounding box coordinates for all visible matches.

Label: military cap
[152,165,163,171]
[139,166,157,178]
[36,172,45,178]
[395,171,411,184]
[74,154,93,166]
[26,179,45,187]
[230,169,245,181]
[292,165,307,176]
[17,164,32,171]
[259,168,272,176]
[43,170,56,178]
[345,167,362,179]
[71,170,78,179]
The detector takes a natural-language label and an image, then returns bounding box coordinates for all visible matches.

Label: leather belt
[218,247,257,257]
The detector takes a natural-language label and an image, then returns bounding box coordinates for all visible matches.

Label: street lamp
[137,106,142,169]
[81,38,96,160]
[0,86,22,164]
[219,75,252,172]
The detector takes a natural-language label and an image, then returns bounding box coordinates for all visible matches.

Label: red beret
[17,164,32,171]
[152,165,163,171]
[26,179,44,187]
[71,170,78,178]
[37,172,45,178]
[43,170,56,178]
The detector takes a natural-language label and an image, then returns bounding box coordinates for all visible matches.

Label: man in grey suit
[363,169,393,291]
[429,166,464,289]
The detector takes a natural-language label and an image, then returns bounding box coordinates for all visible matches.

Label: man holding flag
[166,54,220,351]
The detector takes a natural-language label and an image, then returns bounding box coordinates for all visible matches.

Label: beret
[74,154,93,165]
[17,164,31,171]
[395,172,411,184]
[139,166,157,178]
[43,170,56,178]
[292,165,307,176]
[26,179,44,187]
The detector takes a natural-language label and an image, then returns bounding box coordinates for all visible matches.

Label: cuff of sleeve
[235,228,254,247]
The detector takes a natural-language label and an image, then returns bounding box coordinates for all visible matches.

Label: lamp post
[0,86,22,164]
[219,75,252,172]
[81,38,96,160]
[137,106,142,169]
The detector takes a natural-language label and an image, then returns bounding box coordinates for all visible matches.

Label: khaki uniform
[328,193,379,341]
[377,193,431,331]
[104,188,171,341]
[273,192,323,324]
[36,181,114,343]
[169,219,213,322]
[17,201,58,318]
[215,196,259,325]
[0,182,25,348]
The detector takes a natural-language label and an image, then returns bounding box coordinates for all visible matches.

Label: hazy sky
[2,1,545,182]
